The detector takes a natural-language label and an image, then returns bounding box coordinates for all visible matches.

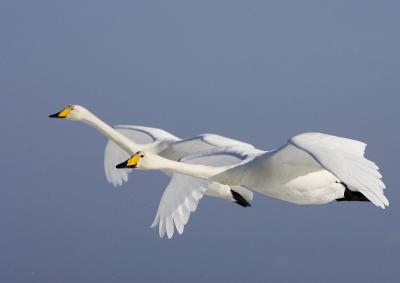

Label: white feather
[150,145,259,238]
[290,133,388,208]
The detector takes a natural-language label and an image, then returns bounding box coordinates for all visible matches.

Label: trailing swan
[49,105,254,215]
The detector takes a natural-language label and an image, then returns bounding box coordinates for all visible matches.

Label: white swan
[117,132,388,237]
[49,105,254,208]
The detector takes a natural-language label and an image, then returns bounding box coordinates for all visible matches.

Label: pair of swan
[50,105,388,239]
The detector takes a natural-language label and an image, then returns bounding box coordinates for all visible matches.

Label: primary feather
[151,145,259,239]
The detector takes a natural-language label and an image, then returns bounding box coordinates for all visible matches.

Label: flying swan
[49,105,255,208]
[117,132,388,238]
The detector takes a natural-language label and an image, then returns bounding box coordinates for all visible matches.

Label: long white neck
[81,110,140,154]
[151,156,230,180]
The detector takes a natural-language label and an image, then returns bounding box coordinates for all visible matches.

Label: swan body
[118,133,388,238]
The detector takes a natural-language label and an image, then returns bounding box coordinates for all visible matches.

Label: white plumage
[50,105,388,239]
[117,132,388,238]
[151,145,259,238]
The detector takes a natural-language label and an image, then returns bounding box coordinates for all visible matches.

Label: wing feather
[158,133,254,161]
[151,145,259,238]
[114,125,180,142]
[290,132,388,208]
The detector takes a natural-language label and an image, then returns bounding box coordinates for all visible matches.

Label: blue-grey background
[1,1,399,282]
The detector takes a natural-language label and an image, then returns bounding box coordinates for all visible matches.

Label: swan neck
[81,111,139,154]
[158,158,226,180]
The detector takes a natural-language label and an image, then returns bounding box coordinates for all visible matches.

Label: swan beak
[49,107,72,118]
[116,155,141,169]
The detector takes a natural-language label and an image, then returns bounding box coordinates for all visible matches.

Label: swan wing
[290,132,388,208]
[104,125,180,187]
[157,133,254,160]
[113,125,180,143]
[151,146,258,239]
[151,173,208,239]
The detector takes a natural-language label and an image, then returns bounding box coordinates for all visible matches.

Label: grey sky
[1,1,399,282]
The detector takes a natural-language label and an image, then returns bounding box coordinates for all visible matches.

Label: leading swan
[117,132,388,237]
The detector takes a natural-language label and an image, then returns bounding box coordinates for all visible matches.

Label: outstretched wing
[104,125,180,187]
[290,132,388,208]
[151,145,260,239]
[157,133,255,161]
[151,173,208,239]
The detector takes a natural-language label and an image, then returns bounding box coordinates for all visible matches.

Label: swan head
[49,105,89,121]
[115,151,165,170]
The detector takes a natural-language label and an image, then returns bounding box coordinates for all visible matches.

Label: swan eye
[140,155,144,158]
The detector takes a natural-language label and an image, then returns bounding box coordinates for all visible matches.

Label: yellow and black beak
[49,106,73,118]
[116,154,141,169]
